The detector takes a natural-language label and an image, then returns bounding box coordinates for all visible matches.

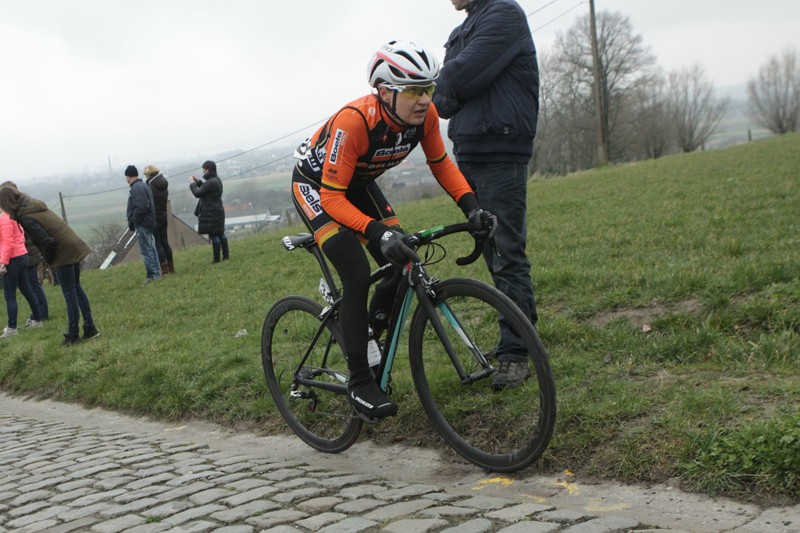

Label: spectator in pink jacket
[0,210,43,338]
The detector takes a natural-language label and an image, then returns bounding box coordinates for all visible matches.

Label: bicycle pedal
[353,411,382,424]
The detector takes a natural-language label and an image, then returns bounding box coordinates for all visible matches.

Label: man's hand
[467,208,497,240]
[379,230,419,266]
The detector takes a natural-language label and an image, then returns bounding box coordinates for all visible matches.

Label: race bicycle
[261,223,556,472]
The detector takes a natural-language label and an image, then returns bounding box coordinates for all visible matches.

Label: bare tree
[747,48,800,134]
[622,72,673,159]
[540,10,657,171]
[667,64,729,153]
[534,51,596,174]
[85,221,127,269]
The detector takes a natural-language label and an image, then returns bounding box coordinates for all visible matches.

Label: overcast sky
[2,0,798,184]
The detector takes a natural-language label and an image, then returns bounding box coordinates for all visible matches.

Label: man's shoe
[83,325,100,340]
[347,379,398,420]
[492,360,532,391]
[0,327,18,338]
[27,320,44,328]
[62,334,81,346]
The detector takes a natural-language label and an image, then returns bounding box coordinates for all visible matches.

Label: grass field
[1,133,798,504]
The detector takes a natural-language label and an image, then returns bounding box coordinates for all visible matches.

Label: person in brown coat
[0,186,99,346]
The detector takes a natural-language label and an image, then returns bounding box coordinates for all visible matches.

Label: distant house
[225,213,281,232]
[174,211,281,234]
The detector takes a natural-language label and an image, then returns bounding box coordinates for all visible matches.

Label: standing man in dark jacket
[144,165,175,274]
[189,160,229,263]
[433,0,539,389]
[125,165,160,283]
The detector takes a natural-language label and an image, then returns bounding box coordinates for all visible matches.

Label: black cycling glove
[379,229,419,266]
[467,208,498,240]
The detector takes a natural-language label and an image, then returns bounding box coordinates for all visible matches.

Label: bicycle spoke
[409,279,556,472]
[262,297,362,453]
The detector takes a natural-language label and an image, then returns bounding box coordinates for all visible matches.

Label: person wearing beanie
[125,165,161,283]
[144,164,175,274]
[189,160,229,263]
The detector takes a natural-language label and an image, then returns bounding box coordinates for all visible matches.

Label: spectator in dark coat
[433,0,540,389]
[125,165,160,283]
[0,186,99,346]
[189,160,229,263]
[144,165,175,274]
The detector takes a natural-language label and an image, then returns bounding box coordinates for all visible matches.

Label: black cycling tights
[322,229,398,381]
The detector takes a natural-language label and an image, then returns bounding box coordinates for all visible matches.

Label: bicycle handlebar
[406,222,487,266]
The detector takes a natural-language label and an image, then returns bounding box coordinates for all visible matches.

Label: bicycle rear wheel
[262,296,362,453]
[408,278,556,472]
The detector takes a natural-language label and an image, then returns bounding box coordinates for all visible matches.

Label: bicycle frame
[377,261,494,392]
[282,224,495,401]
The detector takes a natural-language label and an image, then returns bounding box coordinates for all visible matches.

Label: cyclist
[291,40,495,420]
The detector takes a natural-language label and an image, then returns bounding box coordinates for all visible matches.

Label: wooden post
[59,192,68,222]
[590,0,609,166]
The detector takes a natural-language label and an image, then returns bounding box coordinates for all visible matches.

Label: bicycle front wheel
[408,278,556,473]
[262,296,362,453]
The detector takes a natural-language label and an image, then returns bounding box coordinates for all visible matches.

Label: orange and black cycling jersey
[294,94,473,236]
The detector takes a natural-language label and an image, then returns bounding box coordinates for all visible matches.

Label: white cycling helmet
[367,40,440,89]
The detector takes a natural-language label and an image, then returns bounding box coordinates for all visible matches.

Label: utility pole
[59,192,68,223]
[589,0,609,166]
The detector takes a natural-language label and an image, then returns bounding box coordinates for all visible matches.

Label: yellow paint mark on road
[586,499,632,512]
[521,494,547,503]
[552,480,580,496]
[551,470,580,495]
[472,476,515,490]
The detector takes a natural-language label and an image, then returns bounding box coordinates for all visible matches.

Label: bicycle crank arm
[460,366,495,385]
[295,378,347,396]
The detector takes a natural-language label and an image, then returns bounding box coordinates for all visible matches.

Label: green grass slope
[1,133,798,503]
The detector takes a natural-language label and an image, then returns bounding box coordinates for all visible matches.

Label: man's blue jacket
[433,0,539,164]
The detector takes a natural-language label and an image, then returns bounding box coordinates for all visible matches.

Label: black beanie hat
[202,160,216,172]
[125,165,138,177]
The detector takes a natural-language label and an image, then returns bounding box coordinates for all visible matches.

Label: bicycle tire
[408,278,556,472]
[262,296,362,453]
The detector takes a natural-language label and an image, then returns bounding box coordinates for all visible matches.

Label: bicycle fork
[412,275,495,385]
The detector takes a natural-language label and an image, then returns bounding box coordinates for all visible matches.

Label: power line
[167,119,325,180]
[532,1,585,33]
[62,120,323,199]
[527,0,562,17]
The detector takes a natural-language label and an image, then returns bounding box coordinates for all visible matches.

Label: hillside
[1,133,798,504]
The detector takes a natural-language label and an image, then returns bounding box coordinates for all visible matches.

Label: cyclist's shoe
[347,379,398,420]
[492,360,531,391]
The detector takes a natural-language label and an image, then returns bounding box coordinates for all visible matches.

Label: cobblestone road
[1,396,798,533]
